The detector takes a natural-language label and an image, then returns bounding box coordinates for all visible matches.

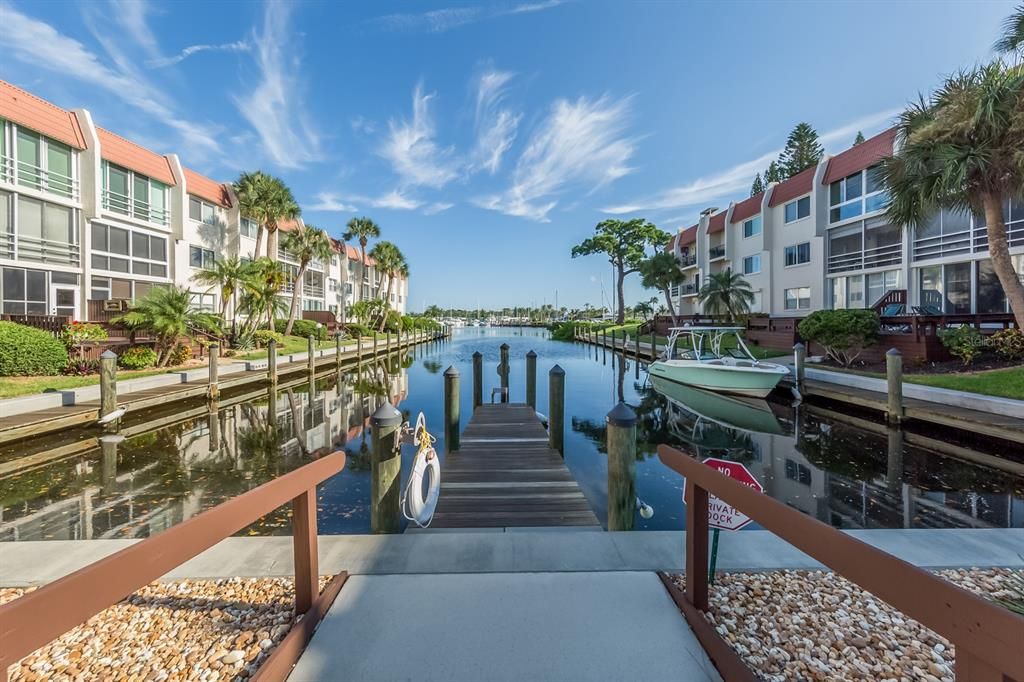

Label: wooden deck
[429,403,600,529]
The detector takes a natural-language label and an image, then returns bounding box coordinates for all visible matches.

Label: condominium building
[666,129,1024,317]
[0,80,407,322]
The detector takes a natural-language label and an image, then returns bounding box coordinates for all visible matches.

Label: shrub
[118,345,158,370]
[275,318,326,341]
[60,322,108,357]
[798,310,880,367]
[169,343,193,366]
[63,359,100,376]
[991,328,1024,361]
[939,325,986,366]
[253,329,285,347]
[0,322,69,376]
[345,323,372,338]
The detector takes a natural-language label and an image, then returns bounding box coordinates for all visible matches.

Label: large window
[240,217,258,239]
[976,259,1006,314]
[944,262,971,314]
[5,123,76,199]
[16,196,77,264]
[829,165,887,223]
[784,287,811,311]
[1,266,47,314]
[0,190,10,259]
[189,196,217,224]
[784,196,811,223]
[865,270,901,308]
[742,254,761,275]
[190,291,216,312]
[742,216,762,238]
[190,245,216,270]
[784,242,811,267]
[102,162,169,225]
[830,275,867,310]
[92,223,167,277]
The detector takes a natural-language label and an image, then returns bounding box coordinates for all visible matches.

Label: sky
[1,0,1016,312]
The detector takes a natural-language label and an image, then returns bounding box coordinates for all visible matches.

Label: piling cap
[444,365,460,377]
[526,350,537,358]
[606,402,637,427]
[793,342,805,351]
[371,402,403,427]
[549,364,565,376]
[500,343,510,350]
[886,348,902,357]
[472,351,482,359]
[100,350,117,360]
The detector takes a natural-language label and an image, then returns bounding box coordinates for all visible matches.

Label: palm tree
[639,252,685,325]
[369,241,408,331]
[996,4,1023,55]
[342,217,381,302]
[191,255,249,323]
[239,257,287,332]
[880,61,1024,328]
[697,269,755,323]
[114,286,221,366]
[233,171,300,259]
[280,224,334,335]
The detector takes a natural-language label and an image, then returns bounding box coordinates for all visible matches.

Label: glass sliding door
[919,266,943,312]
[16,130,41,190]
[976,259,1007,313]
[46,141,73,197]
[944,262,971,314]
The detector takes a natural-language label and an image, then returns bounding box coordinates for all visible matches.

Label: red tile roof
[678,225,698,246]
[344,243,375,266]
[97,128,175,185]
[731,192,763,223]
[823,127,896,184]
[276,218,301,233]
[665,234,677,251]
[184,168,231,208]
[767,165,815,208]
[707,211,727,234]
[0,80,87,150]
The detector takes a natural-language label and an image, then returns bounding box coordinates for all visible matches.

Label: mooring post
[386,330,392,356]
[370,402,403,535]
[356,335,362,364]
[335,332,343,369]
[606,402,638,531]
[472,351,483,411]
[373,333,378,358]
[207,342,220,400]
[268,339,278,384]
[499,343,510,403]
[99,350,118,426]
[444,365,461,452]
[526,350,537,409]
[549,364,565,456]
[307,335,315,375]
[793,342,806,393]
[886,348,904,424]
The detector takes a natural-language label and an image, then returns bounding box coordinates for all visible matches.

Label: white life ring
[403,447,441,527]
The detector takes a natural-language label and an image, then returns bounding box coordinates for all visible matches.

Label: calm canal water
[2,327,1022,540]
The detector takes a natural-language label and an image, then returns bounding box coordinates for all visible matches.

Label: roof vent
[699,207,718,217]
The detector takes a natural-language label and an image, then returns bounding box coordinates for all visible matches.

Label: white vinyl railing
[1,154,79,200]
[827,242,902,273]
[102,189,170,226]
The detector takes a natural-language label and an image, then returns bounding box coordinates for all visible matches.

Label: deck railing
[656,445,1024,682]
[0,452,347,682]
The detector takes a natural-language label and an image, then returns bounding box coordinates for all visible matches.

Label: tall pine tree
[750,173,765,196]
[763,160,783,184]
[779,122,824,177]
[853,131,866,145]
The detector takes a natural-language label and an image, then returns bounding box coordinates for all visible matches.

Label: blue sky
[1,0,1015,312]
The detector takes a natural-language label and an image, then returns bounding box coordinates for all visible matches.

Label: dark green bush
[275,319,327,341]
[0,322,69,376]
[345,322,372,338]
[939,325,985,366]
[119,345,158,370]
[798,310,880,367]
[991,328,1024,361]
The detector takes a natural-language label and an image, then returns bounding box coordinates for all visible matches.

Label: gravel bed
[3,577,328,682]
[669,568,1017,681]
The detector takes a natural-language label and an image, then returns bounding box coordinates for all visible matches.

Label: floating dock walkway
[429,403,600,529]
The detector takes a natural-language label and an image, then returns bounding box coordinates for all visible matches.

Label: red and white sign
[684,458,764,531]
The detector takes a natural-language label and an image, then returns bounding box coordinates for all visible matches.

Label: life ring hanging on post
[401,412,441,528]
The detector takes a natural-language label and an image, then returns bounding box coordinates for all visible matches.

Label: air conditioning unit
[103,299,127,312]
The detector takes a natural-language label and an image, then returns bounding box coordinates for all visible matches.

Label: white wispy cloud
[147,40,251,68]
[470,68,521,174]
[424,201,455,215]
[308,192,359,212]
[379,83,460,188]
[507,0,566,14]
[475,94,637,222]
[109,0,161,59]
[601,108,899,216]
[308,189,437,213]
[350,115,377,135]
[1,1,222,157]
[370,1,565,33]
[371,189,424,210]
[233,0,320,169]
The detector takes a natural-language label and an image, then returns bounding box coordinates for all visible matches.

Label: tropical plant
[991,328,1024,361]
[697,269,755,323]
[996,4,1024,55]
[114,286,221,366]
[350,298,389,329]
[571,219,669,324]
[369,241,409,330]
[343,216,381,302]
[191,255,250,322]
[879,60,1024,329]
[118,345,158,370]
[169,342,193,366]
[798,310,880,367]
[0,321,68,376]
[274,318,327,341]
[939,325,986,366]
[233,171,300,259]
[639,252,685,325]
[253,329,285,347]
[60,322,108,359]
[239,257,287,334]
[280,224,333,335]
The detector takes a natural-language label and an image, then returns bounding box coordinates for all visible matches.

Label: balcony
[0,232,79,266]
[1,154,79,201]
[679,253,697,268]
[708,245,726,260]
[680,283,699,296]
[102,189,170,226]
[827,243,902,274]
[303,282,324,298]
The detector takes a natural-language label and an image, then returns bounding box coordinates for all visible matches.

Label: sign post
[685,457,765,585]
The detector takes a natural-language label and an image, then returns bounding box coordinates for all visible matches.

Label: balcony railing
[3,233,80,266]
[972,220,1024,252]
[708,245,725,260]
[827,242,902,274]
[679,253,697,267]
[102,189,170,226]
[680,283,698,296]
[303,283,324,298]
[1,154,79,201]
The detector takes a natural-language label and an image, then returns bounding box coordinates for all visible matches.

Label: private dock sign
[687,457,765,531]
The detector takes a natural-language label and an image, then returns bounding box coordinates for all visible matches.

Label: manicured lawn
[812,365,1024,401]
[237,335,341,360]
[0,367,191,400]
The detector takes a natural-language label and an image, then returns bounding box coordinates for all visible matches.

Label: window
[92,223,167,277]
[944,262,971,314]
[919,265,943,310]
[190,291,216,312]
[742,216,762,239]
[784,287,811,310]
[976,259,1007,314]
[240,217,258,239]
[785,459,812,485]
[784,242,811,267]
[190,245,216,269]
[784,196,811,223]
[865,270,901,308]
[0,191,10,259]
[15,196,77,264]
[91,276,111,300]
[742,254,761,275]
[1,267,47,314]
[830,165,887,223]
[189,196,216,224]
[102,162,169,225]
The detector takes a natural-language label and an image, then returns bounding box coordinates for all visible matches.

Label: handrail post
[685,480,710,610]
[99,350,118,429]
[444,366,461,452]
[268,338,278,385]
[549,365,565,456]
[472,351,483,411]
[793,342,805,393]
[525,350,537,409]
[291,487,319,614]
[886,348,903,424]
[207,343,220,400]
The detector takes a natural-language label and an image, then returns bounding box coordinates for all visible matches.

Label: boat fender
[97,406,127,425]
[636,497,654,519]
[535,411,549,429]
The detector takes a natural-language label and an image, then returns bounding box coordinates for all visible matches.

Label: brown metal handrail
[0,451,347,681]
[657,445,1024,681]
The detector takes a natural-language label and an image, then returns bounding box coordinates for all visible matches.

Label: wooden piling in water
[472,352,483,411]
[444,365,460,452]
[499,343,510,403]
[886,348,904,424]
[793,343,806,393]
[606,402,637,531]
[268,339,278,384]
[307,336,315,375]
[335,333,343,369]
[99,350,117,427]
[370,402,403,534]
[207,343,220,400]
[526,350,537,409]
[549,364,565,456]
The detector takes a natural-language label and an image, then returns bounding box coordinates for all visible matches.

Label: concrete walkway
[288,571,720,682]
[3,528,1022,586]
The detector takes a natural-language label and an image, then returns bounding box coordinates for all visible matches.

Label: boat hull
[648,360,787,398]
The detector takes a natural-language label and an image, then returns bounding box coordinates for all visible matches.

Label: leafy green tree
[369,241,409,330]
[423,304,444,318]
[343,217,381,302]
[763,160,783,184]
[853,131,866,145]
[239,258,287,333]
[571,219,669,324]
[995,4,1024,55]
[639,252,684,325]
[233,171,300,259]
[879,61,1024,328]
[697,269,755,323]
[750,173,765,196]
[281,224,334,335]
[115,286,221,366]
[191,255,250,322]
[798,310,879,367]
[778,122,824,177]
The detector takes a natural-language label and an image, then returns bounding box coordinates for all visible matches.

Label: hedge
[0,321,69,376]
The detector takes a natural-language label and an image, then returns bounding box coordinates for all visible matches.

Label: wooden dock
[429,403,600,529]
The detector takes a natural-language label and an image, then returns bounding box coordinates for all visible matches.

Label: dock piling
[472,352,483,411]
[307,335,315,375]
[526,350,537,409]
[207,343,219,400]
[549,364,565,456]
[370,402,403,534]
[268,339,278,384]
[99,350,118,427]
[499,343,510,403]
[335,332,343,369]
[444,366,461,452]
[606,402,638,531]
[793,343,806,393]
[356,335,362,364]
[886,348,904,424]
[373,333,378,359]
